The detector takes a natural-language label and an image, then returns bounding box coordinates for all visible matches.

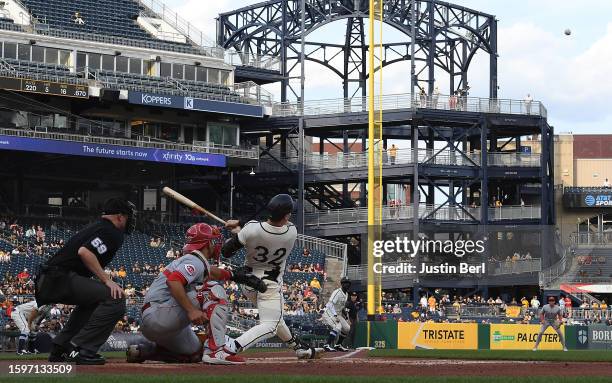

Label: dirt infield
[62,350,612,377]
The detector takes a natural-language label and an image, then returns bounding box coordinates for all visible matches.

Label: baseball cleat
[202,349,246,365]
[532,348,537,351]
[16,350,29,356]
[296,347,324,359]
[126,344,146,363]
[322,344,336,352]
[334,344,350,352]
[563,347,568,352]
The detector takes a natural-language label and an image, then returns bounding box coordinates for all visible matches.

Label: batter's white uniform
[233,220,297,350]
[322,288,350,336]
[11,301,45,334]
[140,251,211,356]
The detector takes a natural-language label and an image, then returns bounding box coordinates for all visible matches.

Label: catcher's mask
[183,223,223,262]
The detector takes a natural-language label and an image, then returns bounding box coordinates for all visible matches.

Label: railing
[488,152,541,167]
[488,205,541,220]
[0,128,259,159]
[304,204,542,226]
[258,150,540,173]
[539,246,568,287]
[296,234,347,276]
[489,258,542,275]
[225,51,281,72]
[569,308,612,321]
[232,81,274,106]
[571,232,612,246]
[28,24,221,57]
[272,92,547,118]
[192,141,259,160]
[137,0,221,55]
[0,66,86,86]
[565,186,612,193]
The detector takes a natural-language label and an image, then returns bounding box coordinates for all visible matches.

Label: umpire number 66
[91,237,107,254]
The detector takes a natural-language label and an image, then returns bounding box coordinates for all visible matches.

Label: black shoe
[48,343,67,363]
[66,347,106,365]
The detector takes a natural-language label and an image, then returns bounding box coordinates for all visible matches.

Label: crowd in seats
[572,248,612,282]
[0,217,330,336]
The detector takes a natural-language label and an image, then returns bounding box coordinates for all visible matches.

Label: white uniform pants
[235,282,292,350]
[11,309,30,334]
[322,310,350,336]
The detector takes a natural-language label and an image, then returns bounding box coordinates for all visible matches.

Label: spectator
[524,93,533,114]
[17,268,29,281]
[166,248,175,258]
[604,178,610,188]
[531,296,540,309]
[25,225,36,238]
[73,11,85,25]
[432,86,440,108]
[419,88,427,107]
[117,266,127,279]
[389,144,397,165]
[309,277,321,291]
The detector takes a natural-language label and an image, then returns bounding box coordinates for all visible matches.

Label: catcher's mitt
[231,267,268,293]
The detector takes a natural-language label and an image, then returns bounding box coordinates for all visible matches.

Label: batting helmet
[183,223,223,260]
[340,277,351,292]
[267,194,295,221]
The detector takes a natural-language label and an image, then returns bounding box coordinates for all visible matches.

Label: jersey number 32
[253,246,286,281]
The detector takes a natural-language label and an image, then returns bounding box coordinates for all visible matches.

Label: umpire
[35,198,136,365]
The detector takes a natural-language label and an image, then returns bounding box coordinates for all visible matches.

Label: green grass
[369,349,612,362]
[2,375,612,383]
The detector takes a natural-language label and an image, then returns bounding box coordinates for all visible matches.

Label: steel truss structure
[218,0,497,102]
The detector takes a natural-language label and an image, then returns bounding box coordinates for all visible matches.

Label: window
[184,65,195,81]
[116,56,128,72]
[129,58,142,74]
[88,53,101,70]
[76,52,87,70]
[18,44,30,61]
[45,48,58,64]
[101,54,114,71]
[172,63,183,79]
[208,68,219,84]
[59,50,71,67]
[207,122,239,146]
[144,60,155,76]
[31,45,44,62]
[3,42,16,59]
[220,70,230,85]
[160,62,171,77]
[196,66,207,82]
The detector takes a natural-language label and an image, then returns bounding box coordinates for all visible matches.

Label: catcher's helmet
[102,198,137,234]
[267,194,295,221]
[183,223,223,260]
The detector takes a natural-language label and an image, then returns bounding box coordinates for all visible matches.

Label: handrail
[305,204,542,226]
[0,127,259,159]
[272,92,547,118]
[258,150,540,172]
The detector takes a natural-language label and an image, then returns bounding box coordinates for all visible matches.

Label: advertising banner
[128,91,264,118]
[0,134,227,167]
[505,306,522,318]
[588,325,612,350]
[397,322,478,350]
[490,324,565,350]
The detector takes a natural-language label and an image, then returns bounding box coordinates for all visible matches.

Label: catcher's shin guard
[204,302,229,352]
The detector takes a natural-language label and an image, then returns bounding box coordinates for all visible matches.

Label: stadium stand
[0,58,86,85]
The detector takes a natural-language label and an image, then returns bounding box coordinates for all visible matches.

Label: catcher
[126,223,266,364]
[532,295,567,351]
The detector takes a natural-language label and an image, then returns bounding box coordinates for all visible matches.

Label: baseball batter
[126,223,266,365]
[322,277,351,352]
[222,194,323,359]
[10,300,51,355]
[533,295,567,351]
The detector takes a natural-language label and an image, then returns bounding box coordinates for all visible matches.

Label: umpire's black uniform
[35,198,135,365]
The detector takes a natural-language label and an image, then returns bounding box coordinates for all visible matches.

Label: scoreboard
[0,76,88,98]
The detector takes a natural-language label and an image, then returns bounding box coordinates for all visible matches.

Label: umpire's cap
[267,194,295,221]
[102,198,137,234]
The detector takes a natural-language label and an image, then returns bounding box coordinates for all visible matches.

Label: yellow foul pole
[367,0,383,321]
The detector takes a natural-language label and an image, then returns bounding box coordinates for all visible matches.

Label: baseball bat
[162,186,227,225]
